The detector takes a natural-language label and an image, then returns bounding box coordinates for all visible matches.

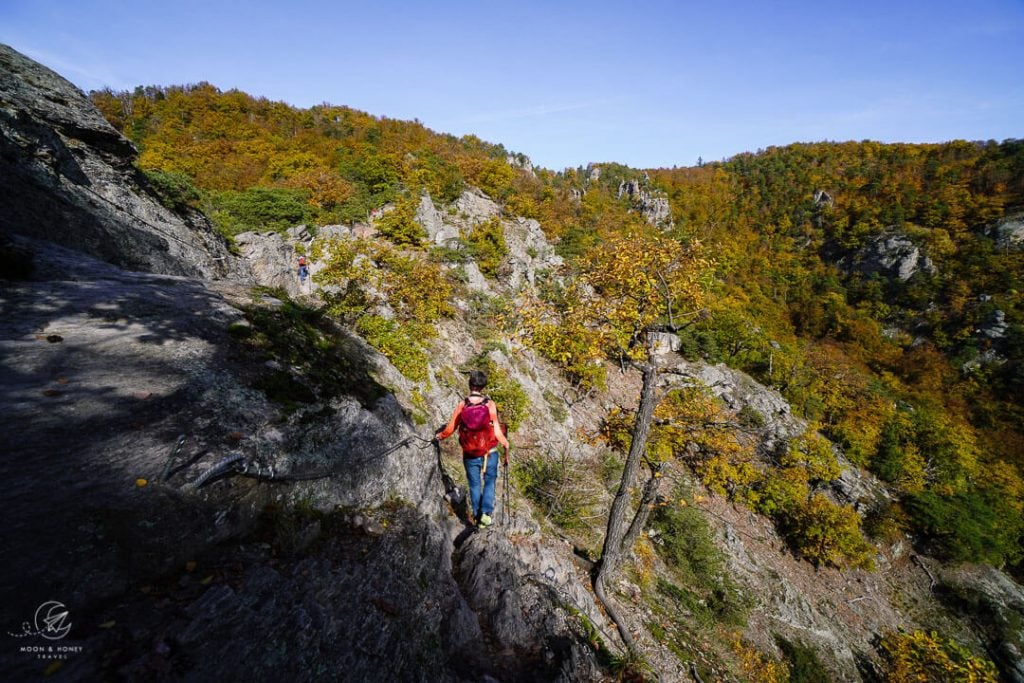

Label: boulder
[650,332,682,356]
[668,359,803,453]
[992,213,1024,251]
[813,189,835,207]
[506,153,535,176]
[850,232,935,281]
[976,309,1009,340]
[232,230,305,294]
[461,261,492,293]
[317,224,352,240]
[415,192,459,244]
[454,188,501,225]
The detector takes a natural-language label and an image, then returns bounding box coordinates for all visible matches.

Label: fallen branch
[912,555,937,590]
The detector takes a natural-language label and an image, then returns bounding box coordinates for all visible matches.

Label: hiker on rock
[298,256,309,284]
[435,370,510,528]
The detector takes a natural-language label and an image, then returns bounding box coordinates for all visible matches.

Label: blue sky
[2,0,1022,170]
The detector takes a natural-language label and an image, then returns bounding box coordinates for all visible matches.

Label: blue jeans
[463,448,500,519]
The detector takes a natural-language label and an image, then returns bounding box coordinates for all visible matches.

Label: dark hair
[468,370,488,391]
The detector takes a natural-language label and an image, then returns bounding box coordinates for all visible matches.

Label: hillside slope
[2,44,1022,682]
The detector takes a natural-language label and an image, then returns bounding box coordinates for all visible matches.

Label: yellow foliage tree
[880,630,998,683]
[518,229,711,654]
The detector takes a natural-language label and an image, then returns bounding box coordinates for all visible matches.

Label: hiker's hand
[503,446,510,467]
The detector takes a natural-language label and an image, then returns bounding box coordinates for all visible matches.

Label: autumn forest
[90,83,1024,581]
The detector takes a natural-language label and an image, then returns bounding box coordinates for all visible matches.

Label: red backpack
[458,396,498,457]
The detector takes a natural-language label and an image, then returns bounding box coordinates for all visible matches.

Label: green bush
[376,195,426,246]
[144,169,200,212]
[412,151,465,203]
[515,452,596,530]
[751,468,810,518]
[880,629,998,682]
[655,577,748,629]
[554,223,600,260]
[207,187,311,236]
[775,636,830,683]
[429,239,472,264]
[465,217,507,277]
[650,493,727,587]
[905,488,1024,566]
[781,430,841,483]
[543,389,568,423]
[782,493,875,569]
[355,316,430,383]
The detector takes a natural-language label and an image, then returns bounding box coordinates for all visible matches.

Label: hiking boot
[478,514,493,528]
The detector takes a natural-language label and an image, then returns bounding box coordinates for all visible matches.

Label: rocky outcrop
[504,217,564,291]
[0,44,229,278]
[667,357,803,454]
[617,179,672,228]
[976,309,1009,340]
[231,225,316,295]
[231,189,568,299]
[506,153,535,177]
[938,564,1024,683]
[847,231,935,281]
[454,188,502,225]
[991,213,1024,251]
[416,192,459,245]
[664,353,889,511]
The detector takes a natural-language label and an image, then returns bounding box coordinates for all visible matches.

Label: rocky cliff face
[231,190,564,300]
[0,44,230,278]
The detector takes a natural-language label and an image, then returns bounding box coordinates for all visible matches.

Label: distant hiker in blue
[297,256,309,284]
[435,370,510,528]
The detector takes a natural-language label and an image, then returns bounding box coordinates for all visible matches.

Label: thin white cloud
[460,100,608,125]
[12,43,129,91]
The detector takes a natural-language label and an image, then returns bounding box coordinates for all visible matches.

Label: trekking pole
[159,434,187,482]
[435,438,455,495]
[502,447,511,526]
